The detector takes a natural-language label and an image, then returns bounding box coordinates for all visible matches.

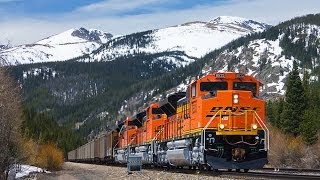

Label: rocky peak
[208,16,271,32]
[71,27,113,43]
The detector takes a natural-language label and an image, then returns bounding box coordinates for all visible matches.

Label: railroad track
[138,165,320,179]
[81,162,320,179]
[263,167,320,173]
[224,171,320,179]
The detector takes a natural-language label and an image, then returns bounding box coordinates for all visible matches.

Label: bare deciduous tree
[0,67,22,179]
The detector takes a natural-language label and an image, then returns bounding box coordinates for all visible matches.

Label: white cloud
[76,0,170,14]
[1,0,320,45]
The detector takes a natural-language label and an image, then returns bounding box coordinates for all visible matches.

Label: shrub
[36,143,64,171]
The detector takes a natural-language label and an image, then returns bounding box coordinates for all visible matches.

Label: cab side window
[191,84,196,98]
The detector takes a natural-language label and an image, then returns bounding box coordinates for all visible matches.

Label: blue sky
[0,0,225,16]
[0,0,319,45]
[0,0,98,14]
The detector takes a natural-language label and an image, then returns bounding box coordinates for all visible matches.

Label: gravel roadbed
[26,162,248,180]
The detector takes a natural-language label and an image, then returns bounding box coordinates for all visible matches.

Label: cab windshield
[233,82,257,96]
[200,82,228,91]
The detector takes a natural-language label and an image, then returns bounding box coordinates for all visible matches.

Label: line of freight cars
[68,131,118,163]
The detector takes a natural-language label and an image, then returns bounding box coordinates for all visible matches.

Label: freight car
[68,130,118,163]
[68,72,269,172]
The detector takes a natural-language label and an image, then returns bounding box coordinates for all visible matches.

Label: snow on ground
[13,165,50,179]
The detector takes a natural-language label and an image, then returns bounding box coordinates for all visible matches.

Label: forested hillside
[7,14,320,141]
[9,51,194,136]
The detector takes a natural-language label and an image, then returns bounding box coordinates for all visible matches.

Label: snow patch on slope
[83,16,269,68]
[203,23,320,97]
[153,22,248,58]
[0,28,113,65]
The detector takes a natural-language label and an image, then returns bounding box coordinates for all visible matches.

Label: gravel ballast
[29,162,241,180]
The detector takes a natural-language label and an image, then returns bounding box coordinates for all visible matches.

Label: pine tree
[281,60,306,135]
[302,69,310,106]
[300,109,318,145]
[275,98,284,128]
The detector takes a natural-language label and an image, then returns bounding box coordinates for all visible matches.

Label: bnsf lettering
[210,106,260,113]
[210,107,223,112]
[225,106,238,112]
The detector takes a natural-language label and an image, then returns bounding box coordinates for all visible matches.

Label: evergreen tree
[266,100,275,124]
[275,98,284,128]
[302,69,310,106]
[281,60,306,135]
[300,109,318,145]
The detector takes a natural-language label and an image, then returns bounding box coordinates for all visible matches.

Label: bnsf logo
[206,106,261,118]
[210,106,260,113]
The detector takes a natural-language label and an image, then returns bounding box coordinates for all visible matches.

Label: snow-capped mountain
[0,28,113,65]
[201,18,320,98]
[79,16,270,67]
[0,16,269,67]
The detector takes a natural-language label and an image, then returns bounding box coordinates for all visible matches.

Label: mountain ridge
[75,16,270,68]
[1,16,269,67]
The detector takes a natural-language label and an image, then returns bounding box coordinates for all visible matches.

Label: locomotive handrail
[202,110,221,149]
[112,140,120,158]
[153,125,165,141]
[254,111,270,151]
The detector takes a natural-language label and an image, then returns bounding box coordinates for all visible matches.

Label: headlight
[219,124,225,130]
[233,94,239,104]
[252,124,257,130]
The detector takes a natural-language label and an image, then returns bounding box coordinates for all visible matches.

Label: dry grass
[301,134,320,168]
[268,124,320,168]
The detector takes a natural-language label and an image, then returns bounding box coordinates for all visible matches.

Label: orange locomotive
[113,72,269,171]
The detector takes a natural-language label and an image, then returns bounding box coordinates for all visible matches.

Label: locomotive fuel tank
[166,139,193,166]
[135,146,152,164]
